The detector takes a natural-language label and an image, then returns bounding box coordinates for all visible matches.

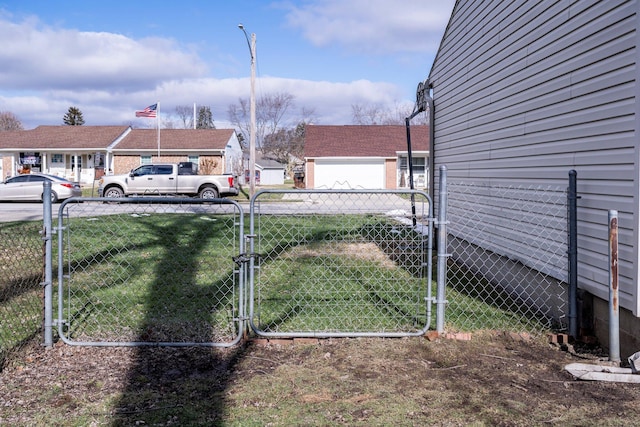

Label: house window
[141,156,152,165]
[188,156,199,173]
[398,155,428,188]
[412,157,426,175]
[52,154,63,164]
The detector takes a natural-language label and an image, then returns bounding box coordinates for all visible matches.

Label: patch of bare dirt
[1,332,639,426]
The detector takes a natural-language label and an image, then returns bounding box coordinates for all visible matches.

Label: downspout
[404,117,417,227]
[405,78,431,196]
[568,170,578,338]
[425,81,435,206]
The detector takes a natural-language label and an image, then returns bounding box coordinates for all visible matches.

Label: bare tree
[351,102,428,125]
[227,99,250,147]
[351,103,387,125]
[161,117,177,129]
[0,111,24,130]
[262,121,307,165]
[175,105,194,129]
[227,91,297,147]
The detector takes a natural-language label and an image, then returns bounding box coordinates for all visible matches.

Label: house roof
[255,152,286,170]
[113,129,236,152]
[304,125,429,158]
[0,125,131,150]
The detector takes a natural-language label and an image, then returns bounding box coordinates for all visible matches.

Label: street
[0,202,48,222]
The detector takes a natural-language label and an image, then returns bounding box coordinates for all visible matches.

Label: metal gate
[55,198,245,347]
[247,189,434,338]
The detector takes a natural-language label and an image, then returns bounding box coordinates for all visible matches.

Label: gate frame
[247,188,438,338]
[52,196,246,348]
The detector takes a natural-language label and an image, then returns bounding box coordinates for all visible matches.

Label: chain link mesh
[444,182,569,334]
[251,190,432,336]
[3,182,568,354]
[1,222,43,368]
[58,199,243,345]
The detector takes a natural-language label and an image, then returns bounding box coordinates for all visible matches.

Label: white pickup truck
[98,162,239,199]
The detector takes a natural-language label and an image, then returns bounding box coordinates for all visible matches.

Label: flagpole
[157,101,160,158]
[193,103,196,129]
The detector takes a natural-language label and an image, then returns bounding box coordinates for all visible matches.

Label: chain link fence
[444,182,569,334]
[249,190,434,337]
[4,181,571,356]
[1,221,44,369]
[56,198,244,346]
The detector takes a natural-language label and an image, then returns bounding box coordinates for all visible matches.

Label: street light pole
[238,24,257,198]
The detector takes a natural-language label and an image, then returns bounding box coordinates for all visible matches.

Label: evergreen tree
[196,106,215,129]
[63,106,85,125]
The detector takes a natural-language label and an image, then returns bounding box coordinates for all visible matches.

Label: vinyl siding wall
[429,0,639,314]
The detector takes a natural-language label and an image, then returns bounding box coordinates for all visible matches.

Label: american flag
[135,103,157,118]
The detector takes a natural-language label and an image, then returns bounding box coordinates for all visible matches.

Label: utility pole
[239,24,257,198]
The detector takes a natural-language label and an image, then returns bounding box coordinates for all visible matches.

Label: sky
[0,0,455,130]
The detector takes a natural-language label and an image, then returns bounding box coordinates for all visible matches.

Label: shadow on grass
[91,213,246,425]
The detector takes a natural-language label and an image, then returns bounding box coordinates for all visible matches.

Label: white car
[0,173,82,203]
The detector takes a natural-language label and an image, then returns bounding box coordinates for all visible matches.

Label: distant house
[0,125,130,183]
[428,0,640,354]
[243,152,286,186]
[303,125,429,190]
[0,126,242,184]
[109,129,243,177]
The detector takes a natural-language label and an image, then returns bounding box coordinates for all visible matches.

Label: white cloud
[0,15,208,91]
[281,0,454,54]
[2,75,404,129]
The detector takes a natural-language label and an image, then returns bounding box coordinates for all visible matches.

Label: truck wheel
[104,187,124,198]
[199,186,219,199]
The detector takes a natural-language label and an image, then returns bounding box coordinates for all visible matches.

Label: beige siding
[429,0,640,314]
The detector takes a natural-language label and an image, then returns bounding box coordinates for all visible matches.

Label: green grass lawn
[0,222,44,366]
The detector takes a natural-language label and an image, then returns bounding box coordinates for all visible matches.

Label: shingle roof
[304,125,429,158]
[113,129,235,151]
[255,152,286,169]
[0,125,131,150]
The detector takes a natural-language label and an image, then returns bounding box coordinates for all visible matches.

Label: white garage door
[314,159,385,189]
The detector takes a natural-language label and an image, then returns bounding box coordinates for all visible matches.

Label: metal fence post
[436,166,448,333]
[608,209,620,363]
[568,170,578,338]
[43,181,53,347]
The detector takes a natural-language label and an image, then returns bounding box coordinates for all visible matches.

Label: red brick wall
[112,155,223,175]
[1,156,11,178]
[305,159,314,189]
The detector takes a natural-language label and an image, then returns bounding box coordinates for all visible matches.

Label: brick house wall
[305,159,315,188]
[112,155,223,175]
[1,156,9,179]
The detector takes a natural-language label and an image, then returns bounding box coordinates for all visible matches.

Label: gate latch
[233,253,255,266]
